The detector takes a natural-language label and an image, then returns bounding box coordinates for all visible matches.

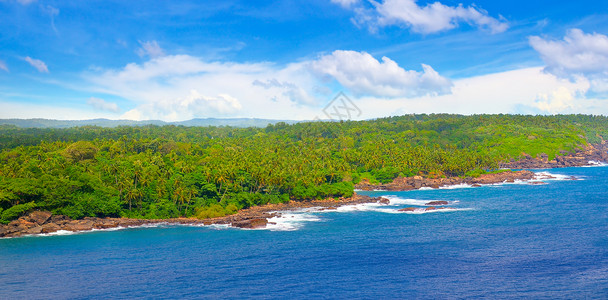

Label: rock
[25,226,43,235]
[529,181,547,185]
[425,207,437,211]
[25,211,52,225]
[398,207,417,212]
[322,207,337,210]
[425,201,448,206]
[232,218,268,229]
[430,184,440,189]
[40,223,61,234]
[64,220,95,232]
[472,184,481,187]
[378,198,390,205]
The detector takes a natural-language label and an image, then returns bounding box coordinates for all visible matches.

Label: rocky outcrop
[378,197,390,205]
[425,201,448,206]
[231,218,269,229]
[355,170,535,191]
[0,194,387,238]
[500,143,608,169]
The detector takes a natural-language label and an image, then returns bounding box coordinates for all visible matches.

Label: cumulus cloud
[534,87,576,114]
[122,90,242,121]
[352,67,598,117]
[87,97,120,113]
[530,29,608,76]
[335,0,508,34]
[309,50,452,97]
[530,29,608,96]
[24,56,49,73]
[136,40,165,59]
[85,54,319,120]
[0,60,8,72]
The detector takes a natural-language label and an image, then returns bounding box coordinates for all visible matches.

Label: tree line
[1,114,606,223]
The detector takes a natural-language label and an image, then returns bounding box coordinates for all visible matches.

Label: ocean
[1,167,608,299]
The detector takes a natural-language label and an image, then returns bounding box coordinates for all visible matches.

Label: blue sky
[1,0,607,121]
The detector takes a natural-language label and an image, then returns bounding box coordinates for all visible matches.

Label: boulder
[378,198,390,205]
[425,201,448,206]
[472,184,481,187]
[40,223,61,234]
[425,207,437,211]
[25,211,52,225]
[398,207,417,212]
[232,218,268,229]
[25,226,43,235]
[64,220,95,232]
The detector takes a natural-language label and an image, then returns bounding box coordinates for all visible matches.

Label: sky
[1,0,607,121]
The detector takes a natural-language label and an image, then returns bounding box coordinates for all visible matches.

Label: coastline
[0,166,582,239]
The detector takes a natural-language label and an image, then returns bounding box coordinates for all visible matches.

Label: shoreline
[0,167,582,239]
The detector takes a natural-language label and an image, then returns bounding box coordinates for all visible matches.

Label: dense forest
[1,114,607,223]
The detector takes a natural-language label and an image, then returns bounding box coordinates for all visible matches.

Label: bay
[1,167,608,299]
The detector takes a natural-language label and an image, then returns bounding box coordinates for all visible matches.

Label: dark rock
[398,207,417,212]
[25,211,52,225]
[232,218,268,229]
[40,223,61,234]
[25,226,43,235]
[529,181,547,185]
[64,220,95,232]
[425,201,448,206]
[425,207,437,211]
[472,184,481,187]
[378,198,390,205]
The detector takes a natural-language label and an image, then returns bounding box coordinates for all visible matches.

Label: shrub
[0,202,37,224]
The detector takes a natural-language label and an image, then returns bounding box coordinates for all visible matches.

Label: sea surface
[1,167,608,299]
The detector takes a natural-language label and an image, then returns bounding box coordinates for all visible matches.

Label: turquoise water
[1,167,608,299]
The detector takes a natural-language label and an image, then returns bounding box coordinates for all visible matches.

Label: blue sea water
[1,167,608,299]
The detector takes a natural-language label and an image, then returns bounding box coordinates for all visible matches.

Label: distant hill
[0,118,298,128]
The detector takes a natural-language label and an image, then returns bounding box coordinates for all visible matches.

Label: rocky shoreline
[500,142,608,169]
[0,194,384,238]
[1,167,560,239]
[355,170,538,191]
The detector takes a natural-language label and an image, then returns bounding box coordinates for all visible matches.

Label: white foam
[39,230,77,236]
[585,161,608,167]
[399,208,473,214]
[533,171,576,181]
[439,183,473,189]
[264,213,322,231]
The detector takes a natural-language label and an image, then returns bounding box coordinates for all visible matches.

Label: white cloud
[309,50,452,97]
[530,29,608,76]
[534,87,576,114]
[24,56,49,73]
[136,40,165,59]
[85,54,319,121]
[0,60,8,72]
[87,97,120,113]
[122,90,242,121]
[337,0,508,34]
[530,29,608,96]
[353,67,599,117]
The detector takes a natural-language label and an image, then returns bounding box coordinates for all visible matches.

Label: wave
[399,207,473,214]
[584,161,608,167]
[533,171,579,181]
[264,213,322,231]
